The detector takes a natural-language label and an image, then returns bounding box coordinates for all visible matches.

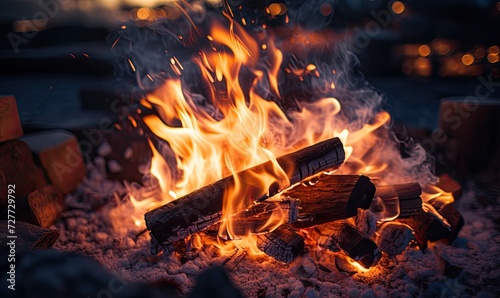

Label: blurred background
[0,0,499,152]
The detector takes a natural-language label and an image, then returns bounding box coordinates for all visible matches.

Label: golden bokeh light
[487,53,499,63]
[489,45,499,54]
[461,53,474,66]
[391,1,405,14]
[268,3,282,16]
[137,7,151,20]
[418,44,431,57]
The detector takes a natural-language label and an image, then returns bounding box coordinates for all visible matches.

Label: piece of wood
[256,225,305,263]
[21,130,86,195]
[396,209,451,249]
[0,140,39,209]
[227,199,299,236]
[375,183,422,218]
[0,95,23,142]
[308,220,381,268]
[18,185,65,228]
[145,137,345,245]
[376,222,413,256]
[435,203,464,245]
[283,174,375,228]
[0,220,59,250]
[436,174,462,199]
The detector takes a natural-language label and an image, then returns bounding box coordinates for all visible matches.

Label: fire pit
[1,1,499,297]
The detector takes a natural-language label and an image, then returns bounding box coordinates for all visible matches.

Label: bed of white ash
[52,162,500,298]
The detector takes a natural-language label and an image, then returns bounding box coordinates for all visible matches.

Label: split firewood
[21,130,86,195]
[0,221,59,250]
[256,225,305,263]
[375,183,422,218]
[397,208,451,249]
[145,137,345,246]
[0,95,23,142]
[355,208,377,237]
[283,175,375,228]
[376,222,413,256]
[308,220,381,268]
[434,203,464,245]
[0,140,39,209]
[228,199,299,236]
[18,185,65,228]
[436,174,462,199]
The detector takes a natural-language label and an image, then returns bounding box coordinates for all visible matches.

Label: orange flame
[111,10,399,257]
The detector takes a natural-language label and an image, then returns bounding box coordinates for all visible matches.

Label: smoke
[107,0,437,187]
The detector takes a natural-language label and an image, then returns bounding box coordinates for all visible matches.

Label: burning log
[375,183,422,218]
[432,203,464,245]
[0,221,59,250]
[21,130,86,195]
[376,222,413,256]
[436,174,462,199]
[145,137,345,245]
[0,95,23,142]
[397,209,452,249]
[284,175,375,228]
[229,199,299,236]
[256,225,305,263]
[308,220,381,268]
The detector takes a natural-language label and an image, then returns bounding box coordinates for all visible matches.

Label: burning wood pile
[143,136,464,269]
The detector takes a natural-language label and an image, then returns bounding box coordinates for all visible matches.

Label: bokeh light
[418,45,431,57]
[461,53,474,66]
[391,1,405,14]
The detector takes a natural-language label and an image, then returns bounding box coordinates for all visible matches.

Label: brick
[0,95,23,142]
[21,130,86,195]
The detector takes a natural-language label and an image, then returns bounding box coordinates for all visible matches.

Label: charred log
[256,225,305,263]
[375,183,422,218]
[284,175,375,228]
[308,220,381,268]
[145,137,345,245]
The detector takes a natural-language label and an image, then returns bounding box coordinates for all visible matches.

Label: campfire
[106,1,459,269]
[2,1,499,297]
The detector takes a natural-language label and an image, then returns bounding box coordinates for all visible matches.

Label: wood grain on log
[145,137,345,245]
[284,175,375,228]
[228,199,299,236]
[18,185,65,228]
[434,203,464,245]
[375,183,422,218]
[377,222,413,256]
[256,225,305,263]
[309,220,381,268]
[0,221,59,250]
[397,209,451,249]
[0,95,23,142]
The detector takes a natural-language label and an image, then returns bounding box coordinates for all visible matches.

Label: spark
[128,59,136,72]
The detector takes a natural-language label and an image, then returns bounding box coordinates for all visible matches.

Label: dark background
[1,0,499,130]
